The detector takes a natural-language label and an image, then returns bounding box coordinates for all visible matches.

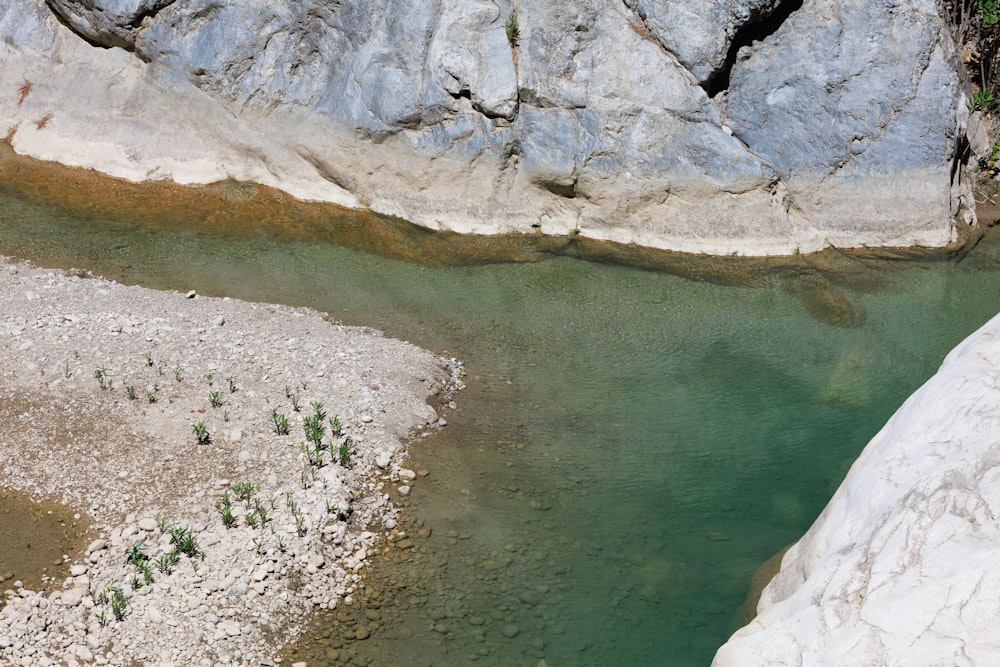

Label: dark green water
[2,184,1000,665]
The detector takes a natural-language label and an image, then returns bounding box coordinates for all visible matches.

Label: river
[1,152,999,665]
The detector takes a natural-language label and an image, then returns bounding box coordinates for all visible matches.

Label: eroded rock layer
[0,0,974,254]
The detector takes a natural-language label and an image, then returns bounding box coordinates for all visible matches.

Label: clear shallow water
[2,174,1000,665]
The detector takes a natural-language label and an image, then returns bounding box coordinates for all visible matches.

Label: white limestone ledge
[715,312,1000,666]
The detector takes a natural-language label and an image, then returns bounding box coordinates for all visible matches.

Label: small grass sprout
[155,551,179,573]
[94,366,111,390]
[125,385,137,400]
[144,352,153,367]
[304,414,326,446]
[173,366,183,382]
[253,498,270,524]
[124,540,148,566]
[209,390,223,407]
[330,415,343,437]
[147,384,159,403]
[110,586,129,621]
[231,481,258,502]
[272,409,289,435]
[228,376,237,393]
[339,437,354,467]
[219,503,237,528]
[290,394,301,412]
[310,401,325,419]
[300,441,324,467]
[168,526,203,559]
[506,11,520,47]
[193,421,210,445]
[206,372,214,385]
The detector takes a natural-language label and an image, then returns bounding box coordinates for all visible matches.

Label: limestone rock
[715,311,1000,665]
[0,0,973,255]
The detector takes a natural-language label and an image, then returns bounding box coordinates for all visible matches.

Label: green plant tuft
[506,11,520,47]
[193,421,211,445]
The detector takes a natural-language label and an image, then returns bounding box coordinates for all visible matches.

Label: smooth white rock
[715,311,1000,666]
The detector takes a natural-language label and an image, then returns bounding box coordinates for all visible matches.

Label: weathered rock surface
[0,0,974,255]
[715,312,1000,665]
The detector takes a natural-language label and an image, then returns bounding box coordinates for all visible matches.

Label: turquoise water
[2,184,1000,665]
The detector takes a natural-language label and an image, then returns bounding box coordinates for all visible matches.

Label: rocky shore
[0,257,462,666]
[714,311,1000,665]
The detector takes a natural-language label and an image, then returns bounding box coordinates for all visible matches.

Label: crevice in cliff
[703,0,804,99]
[43,0,177,56]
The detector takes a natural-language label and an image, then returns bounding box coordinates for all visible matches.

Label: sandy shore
[0,257,462,666]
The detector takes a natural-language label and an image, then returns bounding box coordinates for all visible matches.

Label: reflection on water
[2,148,1000,664]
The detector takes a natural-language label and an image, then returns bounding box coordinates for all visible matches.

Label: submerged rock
[715,312,1000,665]
[0,0,974,255]
[789,277,867,328]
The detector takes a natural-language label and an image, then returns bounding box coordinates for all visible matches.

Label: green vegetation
[155,551,179,573]
[506,11,520,47]
[168,526,203,559]
[218,502,237,528]
[209,390,223,407]
[94,366,111,390]
[271,409,289,435]
[231,481,258,502]
[950,1,1000,110]
[338,437,354,467]
[110,586,129,621]
[193,421,210,445]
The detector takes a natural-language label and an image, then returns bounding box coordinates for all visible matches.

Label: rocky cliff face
[715,312,1000,665]
[0,0,974,255]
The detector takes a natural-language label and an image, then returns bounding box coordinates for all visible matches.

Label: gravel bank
[0,257,463,666]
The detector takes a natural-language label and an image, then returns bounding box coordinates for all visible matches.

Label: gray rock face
[46,0,176,50]
[623,0,784,84]
[0,0,975,255]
